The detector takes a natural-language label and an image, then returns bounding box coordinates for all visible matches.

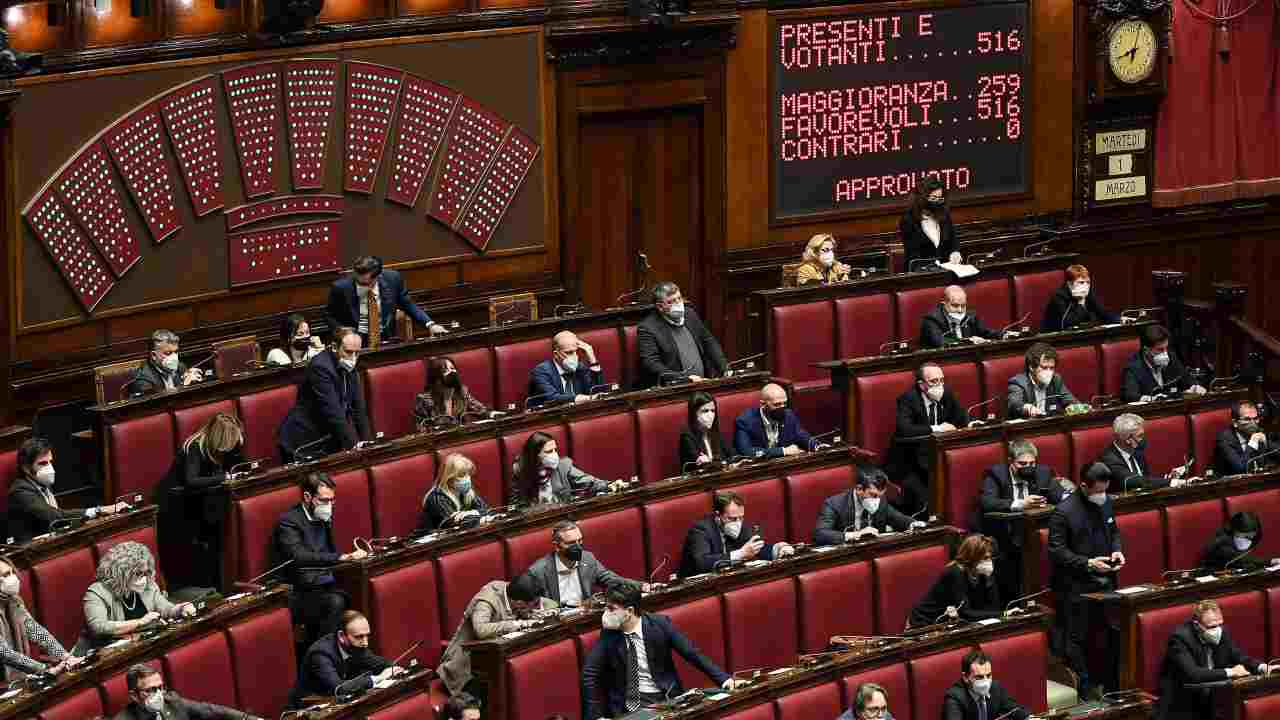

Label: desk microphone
[1224,548,1257,570]
[1122,473,1144,495]
[613,287,648,307]
[878,339,912,355]
[649,555,670,586]
[1151,373,1186,399]
[291,435,333,464]
[724,353,764,376]
[553,303,589,318]
[966,248,1002,265]
[997,312,1033,337]
[1120,307,1159,323]
[524,392,571,411]
[966,397,1001,423]
[1003,588,1050,613]
[227,458,265,479]
[1247,446,1280,472]
[908,258,939,273]
[1161,567,1202,583]
[1022,238,1055,257]
[235,559,295,592]
[808,429,841,451]
[1209,375,1241,393]
[490,301,525,327]
[934,599,966,624]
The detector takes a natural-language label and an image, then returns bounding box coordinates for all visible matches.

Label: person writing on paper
[679,491,794,577]
[814,467,925,546]
[907,534,1003,629]
[125,330,204,397]
[0,555,81,679]
[582,585,739,720]
[635,282,727,389]
[920,286,1004,348]
[886,363,971,515]
[266,313,325,366]
[679,392,732,467]
[1121,325,1206,402]
[1215,400,1275,476]
[439,574,551,700]
[980,439,1070,600]
[415,357,491,428]
[510,432,613,507]
[1097,413,1188,492]
[942,651,1032,720]
[75,541,196,653]
[795,233,852,286]
[1041,264,1119,332]
[117,662,265,720]
[837,682,897,720]
[733,383,814,459]
[900,178,960,271]
[1154,600,1270,720]
[1048,462,1125,699]
[418,453,490,533]
[8,437,126,543]
[525,521,647,607]
[529,331,606,407]
[289,611,403,709]
[1007,343,1077,419]
[1201,511,1272,572]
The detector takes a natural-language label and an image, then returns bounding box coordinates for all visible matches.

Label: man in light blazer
[1007,343,1076,419]
[524,520,646,607]
[438,573,551,698]
[324,256,445,346]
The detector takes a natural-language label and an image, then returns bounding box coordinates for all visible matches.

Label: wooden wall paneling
[318,0,393,23]
[396,0,468,18]
[81,0,163,47]
[723,7,767,252]
[0,91,19,427]
[4,1,75,53]
[165,0,245,37]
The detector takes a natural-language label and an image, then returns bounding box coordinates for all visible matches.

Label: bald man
[919,286,1004,349]
[733,384,815,459]
[528,331,606,407]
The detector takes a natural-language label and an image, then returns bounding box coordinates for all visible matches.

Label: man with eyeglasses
[1215,400,1275,476]
[980,439,1071,600]
[733,383,815,459]
[837,682,895,720]
[117,662,264,719]
[886,362,971,515]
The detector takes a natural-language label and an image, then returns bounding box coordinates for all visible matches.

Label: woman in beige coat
[74,541,196,654]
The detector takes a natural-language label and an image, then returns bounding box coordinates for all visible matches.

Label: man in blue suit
[325,256,445,347]
[733,383,814,459]
[528,331,606,407]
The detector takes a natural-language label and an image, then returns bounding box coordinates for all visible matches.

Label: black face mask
[443,372,462,389]
[927,197,946,208]
[562,543,584,563]
[1016,465,1038,481]
[766,407,788,423]
[292,337,311,351]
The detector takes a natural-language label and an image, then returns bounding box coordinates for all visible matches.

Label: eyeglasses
[137,685,166,696]
[922,377,946,387]
[861,708,887,719]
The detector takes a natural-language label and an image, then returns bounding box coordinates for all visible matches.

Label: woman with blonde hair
[75,541,196,653]
[418,454,490,532]
[0,555,81,678]
[796,233,852,286]
[907,534,1003,628]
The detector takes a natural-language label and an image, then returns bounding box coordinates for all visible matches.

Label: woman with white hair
[74,541,196,653]
[795,233,852,286]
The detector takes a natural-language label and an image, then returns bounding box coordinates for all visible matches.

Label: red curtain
[1153,0,1280,206]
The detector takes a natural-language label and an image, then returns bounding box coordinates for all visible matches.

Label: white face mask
[0,575,20,597]
[560,354,579,373]
[339,356,358,372]
[130,576,149,594]
[1036,368,1054,386]
[665,302,686,324]
[971,678,993,697]
[35,465,55,487]
[1151,351,1170,368]
[1088,492,1107,506]
[722,519,742,539]
[601,608,627,630]
[1070,282,1090,298]
[698,409,716,430]
[313,502,333,522]
[1201,625,1223,644]
[818,250,835,267]
[947,310,966,323]
[1234,535,1254,552]
[861,497,881,514]
[975,560,995,576]
[926,384,945,403]
[160,353,180,372]
[541,451,560,470]
[143,690,165,712]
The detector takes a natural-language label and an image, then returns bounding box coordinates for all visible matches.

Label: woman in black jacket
[908,534,1003,629]
[1201,511,1268,571]
[678,392,730,468]
[1041,264,1119,332]
[418,453,490,533]
[899,178,960,271]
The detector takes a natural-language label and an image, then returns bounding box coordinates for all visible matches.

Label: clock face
[1108,19,1158,84]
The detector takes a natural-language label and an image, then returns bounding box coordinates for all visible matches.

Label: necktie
[1013,482,1025,502]
[563,373,574,396]
[625,634,641,711]
[368,284,381,349]
[43,487,58,509]
[1126,453,1138,476]
[929,401,938,426]
[978,696,988,720]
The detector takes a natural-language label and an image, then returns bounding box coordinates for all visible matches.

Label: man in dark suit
[528,331,606,407]
[278,327,370,463]
[635,281,727,389]
[733,383,815,459]
[920,285,1004,349]
[1048,462,1125,698]
[7,437,125,543]
[678,491,794,577]
[124,329,204,397]
[886,362,970,514]
[941,650,1031,720]
[1154,600,1269,720]
[1096,412,1189,492]
[117,662,265,720]
[288,610,404,709]
[1007,343,1076,419]
[1214,400,1274,476]
[525,520,646,607]
[814,466,924,546]
[582,585,737,719]
[980,439,1070,601]
[1121,324,1206,402]
[273,473,368,647]
[324,256,445,347]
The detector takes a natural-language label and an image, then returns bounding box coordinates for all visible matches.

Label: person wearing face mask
[814,466,924,546]
[900,178,961,271]
[837,682,896,720]
[289,611,404,709]
[266,313,326,366]
[795,233,852,286]
[1047,462,1126,699]
[324,255,446,349]
[942,651,1032,720]
[0,555,81,680]
[419,453,490,532]
[8,437,126,543]
[886,363,972,515]
[1201,511,1272,571]
[273,473,368,650]
[582,585,737,719]
[439,573,551,698]
[1041,264,1118,332]
[679,392,731,467]
[415,356,491,428]
[277,326,371,463]
[529,331,606,406]
[1097,413,1187,492]
[920,285,1004,348]
[125,329,204,397]
[510,432,611,508]
[1215,400,1275,476]
[679,491,795,577]
[525,521,646,607]
[908,534,1003,629]
[733,383,815,459]
[1007,343,1077,419]
[980,439,1070,600]
[1154,600,1270,720]
[118,662,265,720]
[1121,325,1206,402]
[76,541,197,654]
[635,281,727,389]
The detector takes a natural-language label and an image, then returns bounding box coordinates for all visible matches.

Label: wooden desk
[4,504,158,569]
[1217,672,1280,720]
[294,669,433,719]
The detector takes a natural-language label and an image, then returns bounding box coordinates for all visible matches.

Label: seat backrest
[775,681,842,720]
[0,447,18,528]
[642,492,711,577]
[770,301,834,383]
[100,668,131,717]
[1135,601,1195,691]
[720,704,777,720]
[785,466,855,545]
[212,335,260,380]
[232,485,300,583]
[1217,590,1267,662]
[909,647,972,720]
[500,423,569,494]
[505,638,581,720]
[227,606,297,718]
[1056,345,1100,404]
[1190,407,1232,476]
[569,412,638,484]
[37,686,104,720]
[724,578,798,672]
[173,399,236,450]
[981,630,1050,714]
[964,277,1014,331]
[939,360,981,416]
[364,359,426,439]
[1013,270,1066,329]
[504,526,550,582]
[236,384,298,465]
[366,693,437,720]
[1116,509,1166,587]
[95,358,145,405]
[635,402,687,485]
[664,595,728,689]
[941,441,1005,530]
[163,631,237,707]
[368,454,436,539]
[93,526,162,586]
[489,292,538,325]
[1165,499,1225,571]
[1099,339,1140,398]
[493,338,547,409]
[1244,694,1280,720]
[578,327,625,389]
[1070,424,1117,483]
[1142,414,1190,476]
[450,347,496,409]
[715,388,766,451]
[1267,587,1280,670]
[836,294,895,360]
[329,468,373,551]
[435,541,506,639]
[1022,431,1071,481]
[842,662,910,720]
[979,355,1026,417]
[31,547,96,648]
[623,325,640,392]
[1226,489,1280,559]
[368,561,443,668]
[107,412,175,500]
[797,561,873,653]
[579,507,647,580]
[437,437,503,506]
[724,477,788,548]
[894,286,943,342]
[872,544,950,634]
[852,370,914,458]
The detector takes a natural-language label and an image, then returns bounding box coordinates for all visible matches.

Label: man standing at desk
[886,362,969,515]
[1154,600,1269,720]
[325,256,446,348]
[278,327,370,463]
[635,281,727,389]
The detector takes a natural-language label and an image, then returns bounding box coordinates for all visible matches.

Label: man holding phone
[678,491,794,577]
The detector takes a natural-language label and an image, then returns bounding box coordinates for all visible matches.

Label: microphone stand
[291,434,333,464]
[966,397,1001,424]
[235,559,295,592]
[1022,238,1054,257]
[724,352,765,376]
[878,339,912,355]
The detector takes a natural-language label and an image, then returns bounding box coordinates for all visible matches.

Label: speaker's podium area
[0,0,1279,715]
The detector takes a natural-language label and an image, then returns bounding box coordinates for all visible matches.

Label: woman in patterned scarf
[73,542,196,654]
[0,555,80,679]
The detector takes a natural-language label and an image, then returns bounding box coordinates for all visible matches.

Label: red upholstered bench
[37,686,103,720]
[979,355,1026,418]
[500,423,568,492]
[368,561,443,667]
[1243,694,1280,720]
[721,705,777,720]
[174,399,235,449]
[163,632,237,707]
[107,412,175,500]
[236,384,298,465]
[1115,510,1166,588]
[505,638,581,720]
[227,606,297,718]
[1227,489,1280,558]
[1217,590,1267,662]
[715,388,763,450]
[964,278,1014,332]
[873,544,950,634]
[942,440,1005,530]
[579,507,647,580]
[938,360,981,415]
[1020,431,1071,483]
[775,681,842,720]
[369,454,436,539]
[665,596,728,688]
[31,547,96,648]
[231,485,299,584]
[1143,415,1191,476]
[1056,345,1100,403]
[435,541,505,640]
[723,477,787,547]
[0,446,18,531]
[842,662,910,720]
[1099,339,1139,398]
[643,492,711,578]
[724,577,798,672]
[569,412,638,484]
[785,465,856,546]
[852,370,914,460]
[1070,424,1117,482]
[895,287,945,342]
[1013,270,1066,330]
[364,359,426,439]
[494,338,546,410]
[981,630,1050,713]
[578,327,625,390]
[1135,601,1197,691]
[329,468,374,551]
[449,347,496,409]
[835,295,894,360]
[636,402,687,485]
[1190,407,1232,476]
[770,301,834,386]
[367,692,438,720]
[437,437,503,506]
[1164,499,1225,571]
[797,561,873,653]
[909,647,973,720]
